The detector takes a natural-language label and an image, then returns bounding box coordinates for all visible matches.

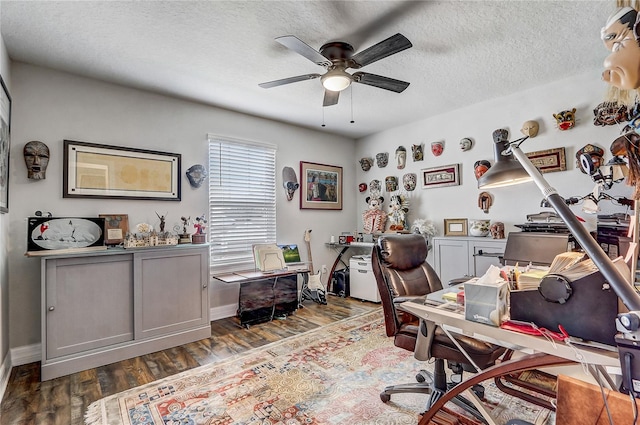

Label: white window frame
[208,134,277,274]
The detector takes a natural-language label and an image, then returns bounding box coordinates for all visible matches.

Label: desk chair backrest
[502,232,569,266]
[373,234,442,339]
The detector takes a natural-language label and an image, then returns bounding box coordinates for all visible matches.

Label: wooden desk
[399,300,620,424]
[214,269,308,327]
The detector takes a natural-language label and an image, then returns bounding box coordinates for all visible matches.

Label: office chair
[372,234,507,417]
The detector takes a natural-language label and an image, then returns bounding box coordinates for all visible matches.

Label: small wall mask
[24,141,50,180]
[385,176,398,192]
[369,179,381,193]
[492,128,509,144]
[395,146,407,169]
[359,157,373,171]
[553,108,577,131]
[282,166,299,201]
[474,160,492,180]
[402,173,417,191]
[575,144,604,174]
[412,144,424,161]
[520,120,540,137]
[376,152,389,168]
[186,164,208,188]
[459,138,473,152]
[431,141,444,157]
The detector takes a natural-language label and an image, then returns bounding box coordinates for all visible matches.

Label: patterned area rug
[85,310,553,425]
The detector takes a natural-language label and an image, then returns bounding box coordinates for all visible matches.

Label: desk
[214,269,308,327]
[399,300,620,425]
[325,242,373,292]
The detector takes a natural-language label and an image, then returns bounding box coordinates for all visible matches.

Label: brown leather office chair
[372,233,507,415]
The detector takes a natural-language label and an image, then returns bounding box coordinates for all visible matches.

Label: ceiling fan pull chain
[350,86,355,124]
[322,107,326,128]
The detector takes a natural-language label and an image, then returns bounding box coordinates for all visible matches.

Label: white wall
[8,62,357,349]
[355,69,633,261]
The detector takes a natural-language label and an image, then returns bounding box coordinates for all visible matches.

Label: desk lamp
[478,136,640,396]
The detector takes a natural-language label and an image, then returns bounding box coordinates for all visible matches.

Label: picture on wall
[300,161,343,210]
[526,147,567,173]
[421,164,460,189]
[63,140,181,201]
[0,75,11,214]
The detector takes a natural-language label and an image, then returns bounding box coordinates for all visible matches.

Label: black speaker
[332,268,350,297]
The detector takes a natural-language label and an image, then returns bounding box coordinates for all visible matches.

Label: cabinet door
[469,240,507,277]
[433,238,470,285]
[45,254,133,359]
[135,248,209,339]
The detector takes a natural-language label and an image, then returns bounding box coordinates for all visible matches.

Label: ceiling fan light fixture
[321,69,352,92]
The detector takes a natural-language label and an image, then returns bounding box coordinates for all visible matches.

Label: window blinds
[208,135,277,274]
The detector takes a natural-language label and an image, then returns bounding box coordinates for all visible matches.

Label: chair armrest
[393,295,426,304]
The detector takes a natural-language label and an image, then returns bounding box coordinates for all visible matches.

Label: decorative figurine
[395,146,407,169]
[282,166,299,201]
[553,108,577,130]
[431,140,444,157]
[387,194,409,231]
[412,143,424,161]
[156,212,167,233]
[376,152,389,168]
[359,157,373,171]
[23,140,50,180]
[490,222,505,239]
[362,195,386,234]
[520,120,540,137]
[178,216,191,244]
[459,138,473,152]
[192,214,207,244]
[186,164,207,188]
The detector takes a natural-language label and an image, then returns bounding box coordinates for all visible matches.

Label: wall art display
[526,147,567,173]
[300,161,342,210]
[444,218,468,237]
[99,214,129,245]
[63,140,181,201]
[412,143,424,161]
[27,216,105,252]
[0,75,11,214]
[375,152,389,168]
[422,164,460,189]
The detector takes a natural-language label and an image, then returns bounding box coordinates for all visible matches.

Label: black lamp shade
[478,140,532,189]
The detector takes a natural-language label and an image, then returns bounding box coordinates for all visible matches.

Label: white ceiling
[0,0,617,139]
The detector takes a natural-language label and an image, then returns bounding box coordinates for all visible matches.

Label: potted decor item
[469,219,491,237]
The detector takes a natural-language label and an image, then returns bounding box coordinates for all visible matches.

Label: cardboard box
[464,279,508,326]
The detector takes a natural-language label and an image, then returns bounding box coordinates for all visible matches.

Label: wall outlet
[321,265,327,274]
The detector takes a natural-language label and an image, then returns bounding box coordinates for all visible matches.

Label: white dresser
[349,255,381,302]
[432,236,507,286]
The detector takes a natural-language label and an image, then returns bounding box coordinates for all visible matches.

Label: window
[208,135,276,273]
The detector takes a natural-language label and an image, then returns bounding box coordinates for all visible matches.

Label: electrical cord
[624,352,639,425]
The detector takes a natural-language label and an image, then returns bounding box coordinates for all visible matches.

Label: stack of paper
[517,268,549,290]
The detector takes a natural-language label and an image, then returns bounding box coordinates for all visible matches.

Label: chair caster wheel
[416,373,425,383]
[380,393,391,403]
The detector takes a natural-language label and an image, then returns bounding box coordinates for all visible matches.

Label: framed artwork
[300,161,343,210]
[526,147,567,174]
[0,75,11,213]
[422,164,460,189]
[27,217,105,253]
[99,214,129,245]
[444,218,468,236]
[63,140,181,200]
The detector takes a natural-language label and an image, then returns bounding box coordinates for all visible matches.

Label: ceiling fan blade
[323,90,340,107]
[350,33,412,69]
[259,73,321,88]
[353,72,410,93]
[275,35,331,67]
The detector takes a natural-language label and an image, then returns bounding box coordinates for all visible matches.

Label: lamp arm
[510,145,640,311]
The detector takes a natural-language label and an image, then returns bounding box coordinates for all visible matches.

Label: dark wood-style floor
[0,297,380,425]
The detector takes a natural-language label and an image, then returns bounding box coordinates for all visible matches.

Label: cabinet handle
[48,306,55,311]
[203,283,208,289]
[358,270,367,273]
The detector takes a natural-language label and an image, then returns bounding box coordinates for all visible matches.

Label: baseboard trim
[0,351,11,405]
[11,343,41,367]
[210,303,236,321]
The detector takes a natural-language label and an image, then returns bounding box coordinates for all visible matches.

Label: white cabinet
[432,236,507,285]
[349,256,380,302]
[40,245,210,380]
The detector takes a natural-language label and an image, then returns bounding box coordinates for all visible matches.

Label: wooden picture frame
[63,140,181,200]
[0,75,11,214]
[526,147,567,174]
[444,218,468,236]
[422,164,460,189]
[99,214,129,245]
[300,161,343,210]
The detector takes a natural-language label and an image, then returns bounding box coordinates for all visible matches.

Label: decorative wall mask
[553,108,577,130]
[24,140,50,180]
[186,164,208,188]
[412,144,424,161]
[431,141,444,157]
[395,146,407,169]
[459,138,473,151]
[376,152,389,168]
[385,176,398,192]
[282,166,299,201]
[493,128,509,144]
[575,144,604,174]
[593,101,629,126]
[601,7,640,91]
[474,160,492,180]
[520,120,540,137]
[402,173,417,191]
[358,182,367,192]
[369,179,381,193]
[478,191,493,214]
[359,157,373,171]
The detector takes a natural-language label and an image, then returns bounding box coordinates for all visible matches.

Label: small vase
[469,219,490,237]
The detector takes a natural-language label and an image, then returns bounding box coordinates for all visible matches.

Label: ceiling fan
[259,33,412,107]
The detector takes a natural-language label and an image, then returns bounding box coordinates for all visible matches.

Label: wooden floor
[0,297,380,425]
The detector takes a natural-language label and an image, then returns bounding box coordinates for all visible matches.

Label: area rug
[85,310,553,425]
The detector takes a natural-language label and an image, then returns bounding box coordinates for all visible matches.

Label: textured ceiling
[0,1,617,139]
